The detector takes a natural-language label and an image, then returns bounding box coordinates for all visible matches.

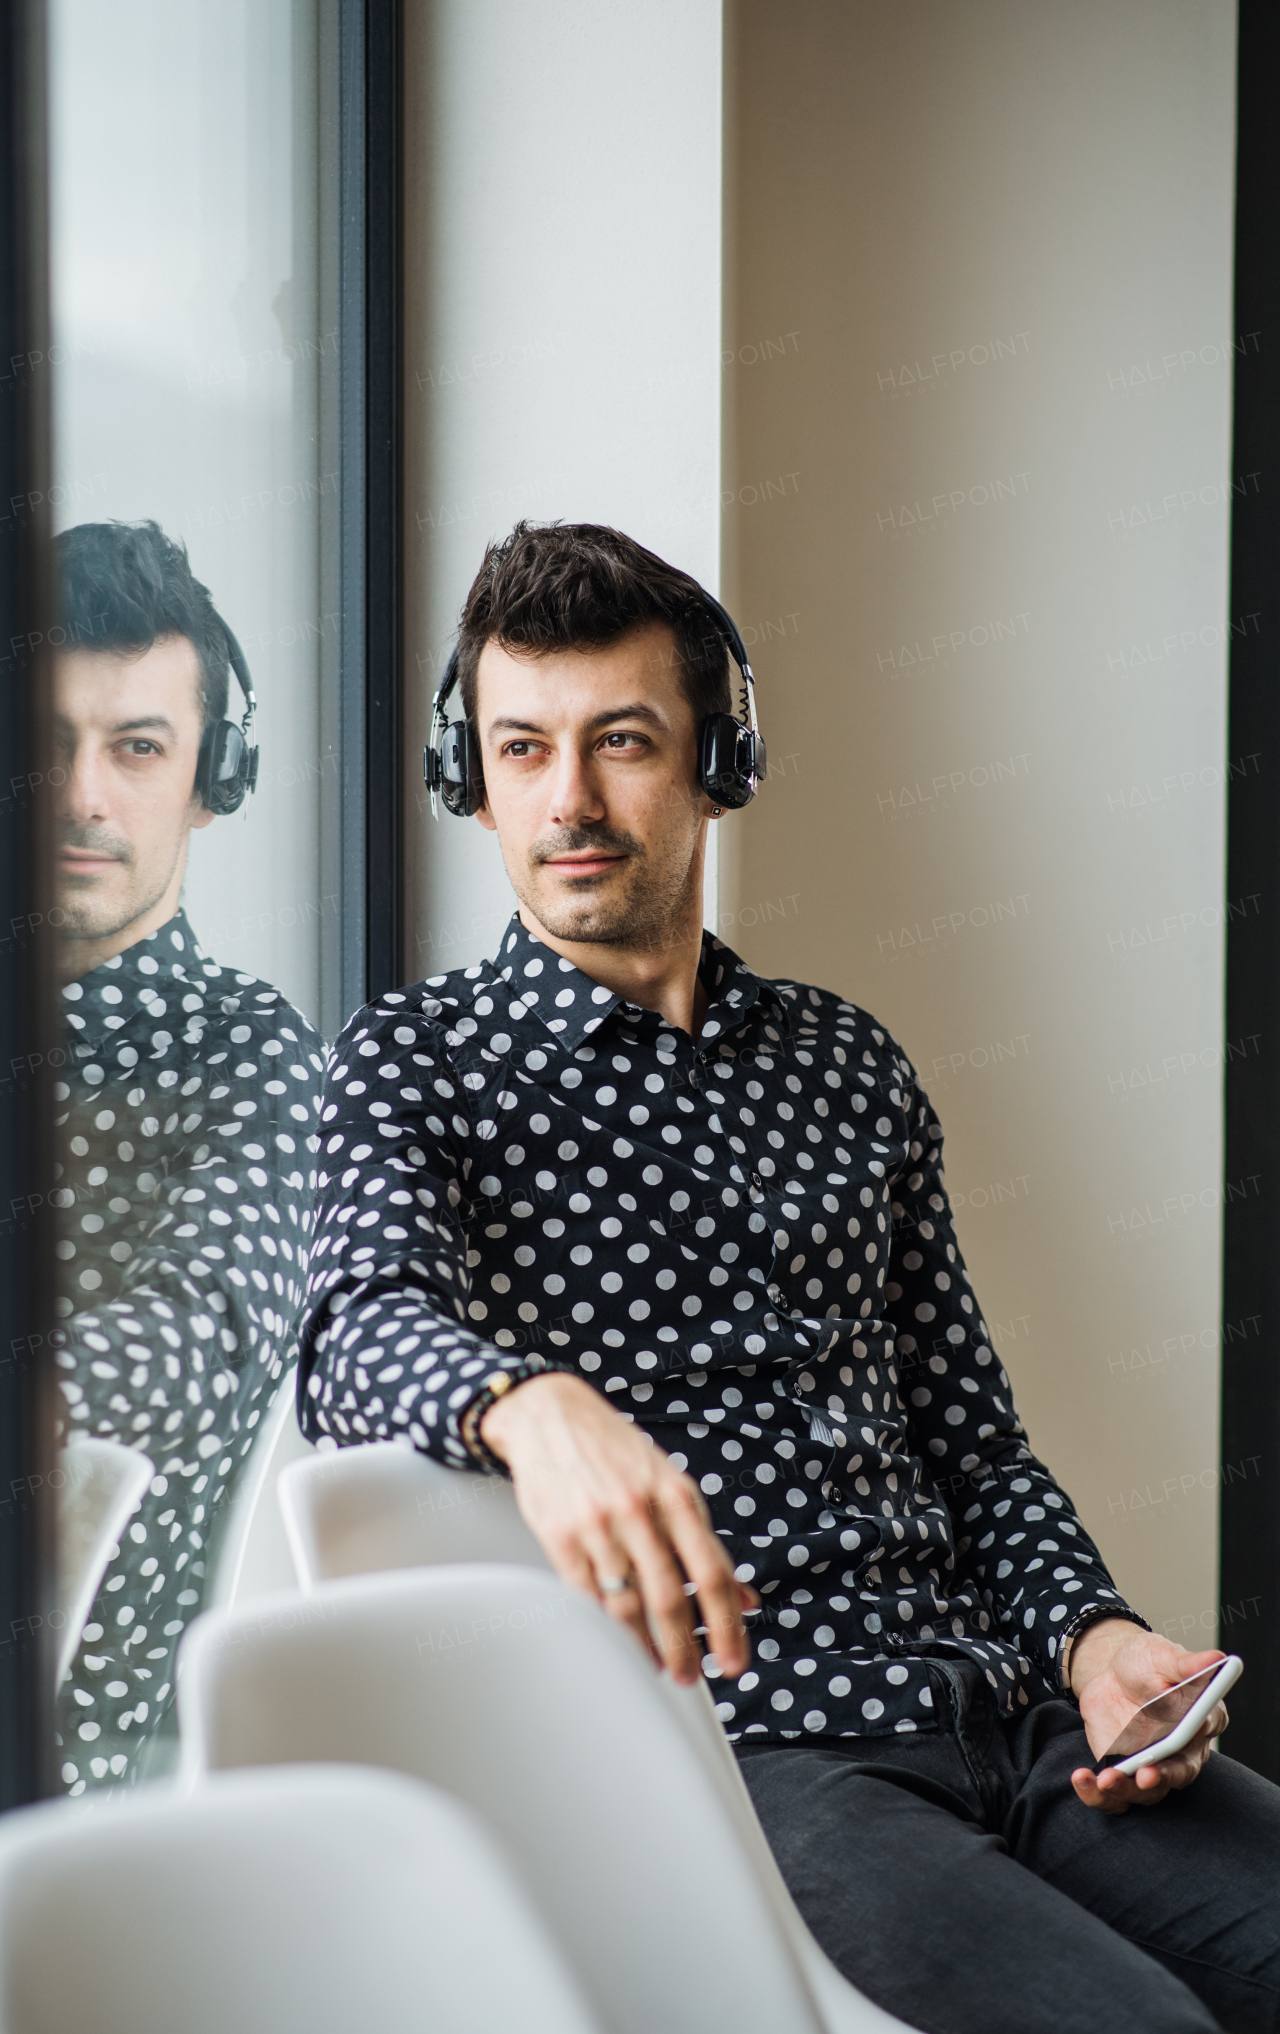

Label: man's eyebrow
[51,711,179,739]
[487,702,669,737]
[107,715,178,738]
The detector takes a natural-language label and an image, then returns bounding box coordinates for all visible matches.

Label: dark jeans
[734,1661,1280,2034]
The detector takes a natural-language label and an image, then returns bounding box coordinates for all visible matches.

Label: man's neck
[517,894,710,1038]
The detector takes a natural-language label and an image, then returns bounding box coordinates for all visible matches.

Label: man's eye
[123,741,160,756]
[504,741,536,758]
[602,732,644,750]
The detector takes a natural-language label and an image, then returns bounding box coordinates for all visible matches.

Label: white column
[403,0,724,978]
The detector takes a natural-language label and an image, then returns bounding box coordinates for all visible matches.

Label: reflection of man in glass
[50,520,324,1794]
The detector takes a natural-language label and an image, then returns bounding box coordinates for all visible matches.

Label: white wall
[400,0,1237,1636]
[402,0,724,977]
[721,0,1237,1637]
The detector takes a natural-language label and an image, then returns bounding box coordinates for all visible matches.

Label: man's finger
[611,1508,705,1684]
[1131,1762,1177,1799]
[1071,1767,1130,1814]
[578,1528,665,1667]
[662,1485,750,1679]
[1075,1726,1223,1814]
[544,1523,660,1667]
[1073,1764,1171,1812]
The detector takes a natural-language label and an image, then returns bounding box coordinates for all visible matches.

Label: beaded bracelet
[457,1359,568,1476]
[1058,1605,1153,1697]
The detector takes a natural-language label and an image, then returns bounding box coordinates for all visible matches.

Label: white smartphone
[1096,1655,1243,1776]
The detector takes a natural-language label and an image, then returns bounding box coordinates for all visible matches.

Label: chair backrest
[56,1439,153,1686]
[277,1438,545,1589]
[179,1566,832,2034]
[0,1763,598,2034]
[270,1454,907,2032]
[207,1369,315,1608]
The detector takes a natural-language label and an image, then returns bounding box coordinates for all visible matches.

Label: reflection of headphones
[422,589,767,819]
[195,620,260,816]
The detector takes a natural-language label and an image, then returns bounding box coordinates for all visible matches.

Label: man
[298,522,1279,2034]
[51,520,324,1793]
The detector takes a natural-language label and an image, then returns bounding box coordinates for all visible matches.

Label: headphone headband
[698,591,761,751]
[195,615,260,816]
[221,619,257,724]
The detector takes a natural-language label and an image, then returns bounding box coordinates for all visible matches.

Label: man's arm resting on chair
[481,1371,756,1689]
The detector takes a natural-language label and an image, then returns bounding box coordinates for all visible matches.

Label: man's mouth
[542,853,627,878]
[58,850,123,874]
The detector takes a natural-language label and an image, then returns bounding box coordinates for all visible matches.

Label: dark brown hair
[455,521,733,733]
[56,519,231,732]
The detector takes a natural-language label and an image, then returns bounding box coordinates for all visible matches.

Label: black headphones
[422,589,766,819]
[195,620,260,816]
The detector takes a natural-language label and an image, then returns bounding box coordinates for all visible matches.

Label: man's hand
[1068,1619,1228,1814]
[481,1371,757,1686]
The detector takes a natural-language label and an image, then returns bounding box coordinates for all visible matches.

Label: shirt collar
[487,910,787,1053]
[60,908,206,1045]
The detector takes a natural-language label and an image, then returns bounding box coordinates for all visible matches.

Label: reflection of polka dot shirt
[53,912,324,1793]
[300,913,1142,1741]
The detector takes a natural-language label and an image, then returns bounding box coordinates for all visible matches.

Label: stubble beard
[519,826,701,955]
[56,825,181,950]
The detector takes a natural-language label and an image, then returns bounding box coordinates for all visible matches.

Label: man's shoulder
[744,960,916,1071]
[331,960,504,1056]
[183,942,326,1063]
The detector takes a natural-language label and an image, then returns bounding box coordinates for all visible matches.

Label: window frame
[0,0,404,1809]
[1220,0,1280,1782]
[0,0,57,1810]
[329,0,403,1029]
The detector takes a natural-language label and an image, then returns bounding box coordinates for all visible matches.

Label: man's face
[474,621,713,952]
[52,634,213,947]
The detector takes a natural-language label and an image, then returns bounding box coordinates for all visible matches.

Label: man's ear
[188,793,216,833]
[474,796,496,833]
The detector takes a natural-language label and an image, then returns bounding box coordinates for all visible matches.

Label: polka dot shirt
[299,912,1143,1742]
[52,911,324,1793]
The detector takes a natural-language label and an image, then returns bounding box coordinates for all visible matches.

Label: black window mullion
[0,0,57,1811]
[336,0,369,1025]
[1220,0,1280,1781]
[364,0,402,1002]
[337,0,401,1021]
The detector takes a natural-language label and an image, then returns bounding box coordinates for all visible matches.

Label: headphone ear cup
[699,712,756,809]
[198,720,250,816]
[439,719,483,816]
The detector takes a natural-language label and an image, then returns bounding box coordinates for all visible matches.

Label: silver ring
[598,1573,632,1597]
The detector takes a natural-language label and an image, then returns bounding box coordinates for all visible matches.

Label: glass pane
[46,0,331,1794]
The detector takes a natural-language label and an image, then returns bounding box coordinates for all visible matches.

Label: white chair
[275,1443,908,2030]
[178,1566,909,2034]
[207,1369,316,1608]
[277,1437,545,1588]
[56,1439,153,1686]
[0,1762,598,2034]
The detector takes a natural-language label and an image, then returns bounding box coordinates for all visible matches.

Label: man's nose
[545,744,606,828]
[57,745,110,822]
